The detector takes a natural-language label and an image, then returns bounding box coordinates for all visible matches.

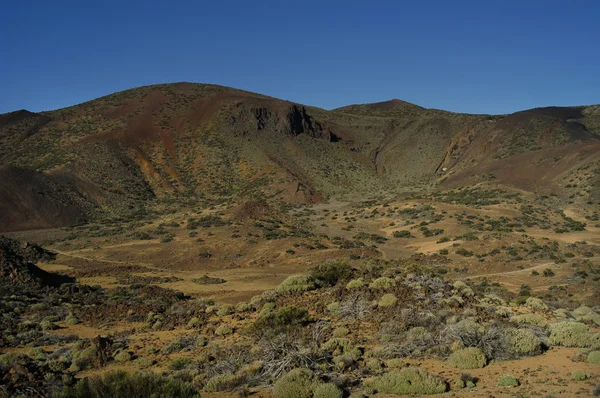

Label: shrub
[217,304,234,316]
[322,338,361,360]
[378,293,398,308]
[332,327,349,338]
[588,351,600,363]
[313,383,342,398]
[253,306,308,333]
[504,328,542,357]
[169,357,193,371]
[369,277,394,290]
[203,373,244,392]
[273,368,316,398]
[215,324,234,336]
[114,350,132,363]
[187,317,202,329]
[28,347,47,360]
[327,302,341,313]
[309,260,352,287]
[55,370,199,398]
[447,348,487,369]
[346,278,365,289]
[277,275,316,294]
[365,368,447,394]
[393,230,414,238]
[548,322,597,348]
[525,297,548,311]
[497,375,519,387]
[236,302,252,312]
[66,314,80,325]
[571,370,589,381]
[0,352,28,368]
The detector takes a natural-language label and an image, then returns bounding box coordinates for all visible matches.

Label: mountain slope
[1,82,599,232]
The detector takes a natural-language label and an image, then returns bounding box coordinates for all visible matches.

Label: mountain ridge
[1,82,599,232]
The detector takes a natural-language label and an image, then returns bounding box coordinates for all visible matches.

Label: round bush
[277,275,316,294]
[114,350,132,363]
[365,368,447,395]
[378,293,398,308]
[215,324,234,336]
[588,351,600,363]
[273,368,316,398]
[369,277,394,290]
[548,321,595,348]
[505,328,542,357]
[525,297,548,311]
[447,348,487,369]
[497,375,519,387]
[345,278,365,289]
[313,383,342,398]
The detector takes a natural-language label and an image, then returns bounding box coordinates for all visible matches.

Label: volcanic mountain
[1,83,599,232]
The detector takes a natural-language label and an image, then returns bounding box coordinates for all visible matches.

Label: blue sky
[1,0,599,114]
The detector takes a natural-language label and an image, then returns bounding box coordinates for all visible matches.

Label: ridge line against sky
[1,0,599,115]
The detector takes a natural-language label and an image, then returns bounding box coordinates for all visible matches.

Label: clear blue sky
[1,0,599,115]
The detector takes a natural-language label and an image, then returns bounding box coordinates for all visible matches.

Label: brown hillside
[1,82,599,231]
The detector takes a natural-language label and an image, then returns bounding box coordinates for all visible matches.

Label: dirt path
[463,261,554,280]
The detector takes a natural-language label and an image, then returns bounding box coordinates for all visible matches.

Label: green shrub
[253,306,308,332]
[525,297,548,311]
[345,278,365,289]
[203,372,244,392]
[505,328,542,357]
[322,338,361,360]
[447,348,487,369]
[28,347,47,361]
[273,368,316,398]
[187,317,202,329]
[327,302,341,313]
[312,383,342,398]
[217,304,233,316]
[0,352,27,368]
[369,277,394,290]
[378,293,398,308]
[497,375,519,387]
[571,370,589,380]
[365,368,447,394]
[393,230,414,239]
[235,302,252,312]
[169,357,193,371]
[548,321,599,348]
[333,327,349,338]
[55,370,199,398]
[512,314,547,327]
[66,314,80,325]
[114,350,132,363]
[588,351,600,363]
[215,324,234,336]
[277,275,316,294]
[309,260,352,287]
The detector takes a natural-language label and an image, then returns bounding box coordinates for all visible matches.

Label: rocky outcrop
[0,237,73,287]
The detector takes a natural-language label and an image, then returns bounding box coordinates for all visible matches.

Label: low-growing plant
[497,375,519,387]
[273,368,316,398]
[365,368,447,394]
[588,351,600,363]
[378,293,398,308]
[447,347,487,369]
[55,370,198,397]
[277,275,316,294]
[571,370,589,381]
[309,260,352,287]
